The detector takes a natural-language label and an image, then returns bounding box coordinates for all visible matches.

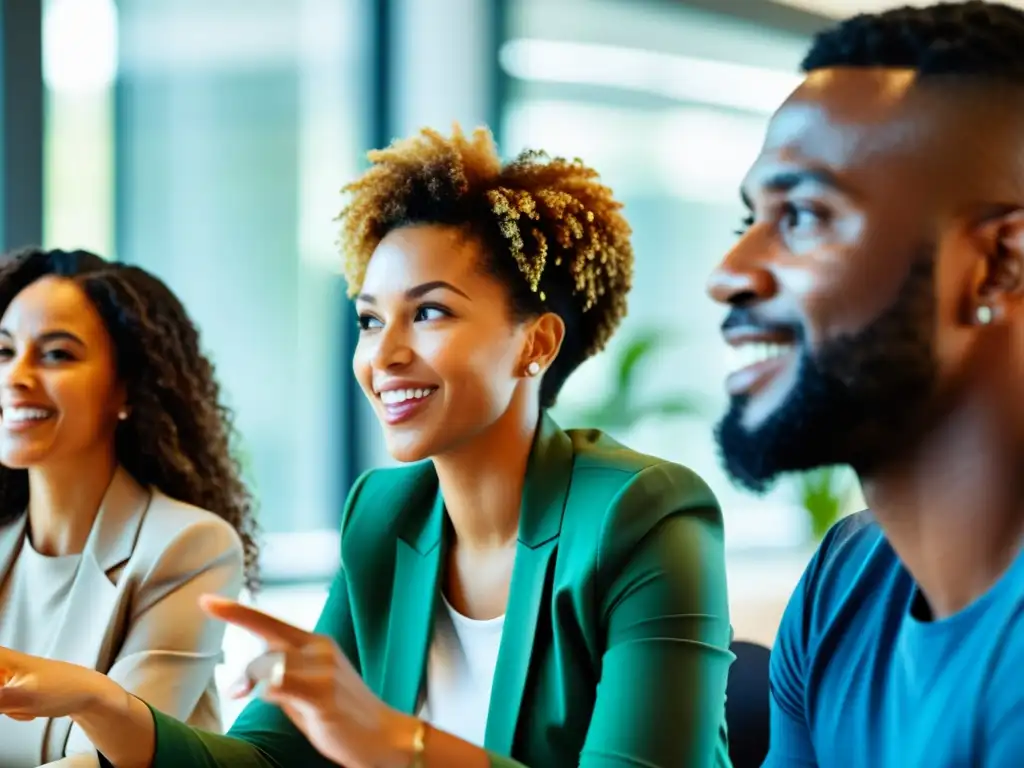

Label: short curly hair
[336,125,634,408]
[0,249,259,590]
[802,1,1024,78]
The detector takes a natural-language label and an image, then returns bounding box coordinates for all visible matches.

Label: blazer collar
[516,412,574,548]
[0,466,150,584]
[83,466,151,573]
[43,468,151,754]
[398,412,575,554]
[483,416,574,753]
[382,412,576,751]
[0,512,26,585]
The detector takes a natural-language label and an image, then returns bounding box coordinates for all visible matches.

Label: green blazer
[146,416,734,767]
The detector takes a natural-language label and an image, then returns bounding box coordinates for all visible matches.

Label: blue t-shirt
[765,512,1024,767]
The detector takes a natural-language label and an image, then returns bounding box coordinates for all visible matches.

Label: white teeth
[3,407,53,424]
[729,342,794,372]
[379,388,437,405]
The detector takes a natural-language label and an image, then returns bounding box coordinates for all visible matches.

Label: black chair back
[726,640,771,768]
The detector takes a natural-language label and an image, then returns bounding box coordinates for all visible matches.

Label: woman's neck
[432,402,540,552]
[27,447,118,556]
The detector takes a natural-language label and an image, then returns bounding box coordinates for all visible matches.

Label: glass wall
[43,0,372,579]
[503,0,862,552]
[42,0,117,258]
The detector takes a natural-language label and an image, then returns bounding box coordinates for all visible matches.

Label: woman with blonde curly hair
[0,128,732,767]
[0,249,256,767]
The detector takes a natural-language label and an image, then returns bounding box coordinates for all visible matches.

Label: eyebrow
[0,329,86,346]
[356,280,471,304]
[740,168,847,209]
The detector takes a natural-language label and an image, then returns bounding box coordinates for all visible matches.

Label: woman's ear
[520,312,565,376]
[113,381,130,422]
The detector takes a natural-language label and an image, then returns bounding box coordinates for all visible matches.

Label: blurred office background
[1,0,935,724]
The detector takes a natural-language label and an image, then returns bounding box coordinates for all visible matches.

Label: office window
[42,0,372,578]
[503,0,862,550]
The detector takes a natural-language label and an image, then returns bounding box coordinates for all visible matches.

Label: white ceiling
[776,0,1024,18]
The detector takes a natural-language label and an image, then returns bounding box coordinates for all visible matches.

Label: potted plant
[795,465,858,541]
[558,327,702,434]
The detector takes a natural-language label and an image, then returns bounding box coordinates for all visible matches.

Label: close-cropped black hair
[0,249,259,589]
[802,1,1024,80]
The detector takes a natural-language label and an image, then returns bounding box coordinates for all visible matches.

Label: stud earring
[527,361,541,376]
[117,409,129,421]
[976,304,994,325]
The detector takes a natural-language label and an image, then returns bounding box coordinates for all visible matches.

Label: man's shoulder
[806,510,892,597]
[778,511,902,648]
[770,512,901,710]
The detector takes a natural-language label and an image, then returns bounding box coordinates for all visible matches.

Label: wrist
[68,670,156,768]
[68,667,126,722]
[378,711,426,768]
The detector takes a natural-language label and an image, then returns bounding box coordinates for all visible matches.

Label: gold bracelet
[408,720,428,768]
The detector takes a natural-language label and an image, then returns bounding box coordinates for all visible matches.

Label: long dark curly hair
[0,249,259,589]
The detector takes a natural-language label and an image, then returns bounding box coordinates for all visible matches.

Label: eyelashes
[733,204,827,238]
[355,304,453,332]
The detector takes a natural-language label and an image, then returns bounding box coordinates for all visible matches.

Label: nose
[371,324,414,370]
[706,240,778,307]
[0,351,33,391]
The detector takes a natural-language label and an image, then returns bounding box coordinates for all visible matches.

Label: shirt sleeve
[762,568,817,767]
[761,513,867,768]
[579,463,733,767]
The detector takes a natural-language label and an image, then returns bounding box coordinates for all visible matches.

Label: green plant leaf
[557,327,700,434]
[796,466,850,540]
[616,331,665,392]
[634,396,703,419]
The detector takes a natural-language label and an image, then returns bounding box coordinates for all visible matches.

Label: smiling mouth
[379,387,438,406]
[376,387,440,426]
[1,406,56,428]
[725,333,799,397]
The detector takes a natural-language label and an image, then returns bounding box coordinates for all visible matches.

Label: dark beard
[715,256,939,493]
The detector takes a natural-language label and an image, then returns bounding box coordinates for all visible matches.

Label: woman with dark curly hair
[0,248,256,767]
[0,128,731,767]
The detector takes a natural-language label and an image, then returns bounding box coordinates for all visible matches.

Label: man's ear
[967,210,1024,325]
[520,312,565,376]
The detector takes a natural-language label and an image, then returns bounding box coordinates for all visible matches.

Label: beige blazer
[0,467,245,767]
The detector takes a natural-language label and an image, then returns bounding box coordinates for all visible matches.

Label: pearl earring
[118,409,129,421]
[527,361,541,376]
[976,305,993,325]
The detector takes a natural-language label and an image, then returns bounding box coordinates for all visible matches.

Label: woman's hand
[201,594,421,768]
[0,646,103,721]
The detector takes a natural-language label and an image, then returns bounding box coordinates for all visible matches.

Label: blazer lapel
[0,512,27,589]
[380,477,445,714]
[45,466,150,670]
[484,414,574,755]
[27,467,150,758]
